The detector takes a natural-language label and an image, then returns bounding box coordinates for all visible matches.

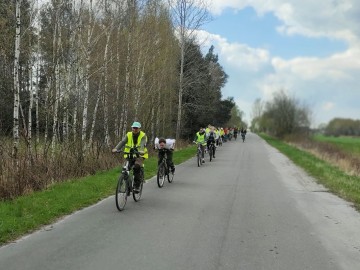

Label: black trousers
[158,149,174,169]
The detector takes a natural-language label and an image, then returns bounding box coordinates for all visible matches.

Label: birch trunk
[103,30,111,148]
[13,0,21,163]
[114,23,121,138]
[120,30,131,137]
[35,46,40,145]
[87,80,102,150]
[81,0,94,154]
[176,33,184,140]
[28,64,33,158]
[51,15,61,156]
[44,79,49,146]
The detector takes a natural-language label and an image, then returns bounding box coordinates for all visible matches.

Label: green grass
[260,133,360,210]
[313,134,360,156]
[0,145,197,245]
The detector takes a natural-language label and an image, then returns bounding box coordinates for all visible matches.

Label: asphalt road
[1,133,360,270]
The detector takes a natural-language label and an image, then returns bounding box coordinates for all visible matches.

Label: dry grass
[0,141,118,200]
[288,137,360,177]
[0,138,191,201]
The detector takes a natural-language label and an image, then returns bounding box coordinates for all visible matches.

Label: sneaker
[202,159,205,163]
[213,155,215,158]
[133,183,140,193]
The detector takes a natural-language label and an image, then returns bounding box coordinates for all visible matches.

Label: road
[1,133,360,270]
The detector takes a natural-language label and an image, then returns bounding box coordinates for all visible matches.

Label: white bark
[13,0,22,162]
[28,64,33,157]
[81,0,94,153]
[103,30,112,148]
[120,18,132,137]
[51,11,61,156]
[87,80,102,150]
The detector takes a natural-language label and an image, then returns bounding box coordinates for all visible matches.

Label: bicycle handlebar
[113,147,142,158]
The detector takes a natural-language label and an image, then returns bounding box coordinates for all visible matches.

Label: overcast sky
[196,0,360,127]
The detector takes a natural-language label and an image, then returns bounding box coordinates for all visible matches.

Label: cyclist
[155,137,176,174]
[206,126,217,158]
[112,121,148,192]
[240,127,247,141]
[233,126,238,140]
[193,127,206,163]
[220,127,225,144]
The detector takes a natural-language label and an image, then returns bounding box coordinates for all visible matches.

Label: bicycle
[157,149,174,188]
[194,141,204,167]
[114,147,144,211]
[208,141,215,162]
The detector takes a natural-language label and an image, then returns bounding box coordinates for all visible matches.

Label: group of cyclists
[111,121,247,194]
[193,124,247,163]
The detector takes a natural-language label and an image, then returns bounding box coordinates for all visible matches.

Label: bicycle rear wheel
[133,170,144,202]
[115,174,128,211]
[157,164,166,188]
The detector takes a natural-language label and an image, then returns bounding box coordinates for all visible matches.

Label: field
[312,135,360,156]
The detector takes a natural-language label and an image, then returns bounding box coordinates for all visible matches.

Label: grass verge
[0,146,197,246]
[260,133,360,211]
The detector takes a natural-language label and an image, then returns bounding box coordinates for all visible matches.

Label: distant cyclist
[206,126,217,158]
[240,127,247,142]
[233,127,238,140]
[193,127,206,163]
[155,137,176,174]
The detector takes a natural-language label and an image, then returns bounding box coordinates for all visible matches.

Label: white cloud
[208,0,360,44]
[322,102,335,111]
[196,30,270,71]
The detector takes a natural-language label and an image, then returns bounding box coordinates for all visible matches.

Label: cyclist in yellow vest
[193,127,207,163]
[112,121,148,192]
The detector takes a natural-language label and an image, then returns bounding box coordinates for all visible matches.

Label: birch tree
[167,0,210,140]
[81,0,94,154]
[13,0,22,163]
[119,0,135,137]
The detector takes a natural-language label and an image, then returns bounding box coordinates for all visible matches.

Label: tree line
[0,0,239,199]
[250,90,311,138]
[250,90,359,138]
[323,118,360,136]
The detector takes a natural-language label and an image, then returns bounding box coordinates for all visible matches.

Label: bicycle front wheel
[197,151,201,167]
[157,164,166,188]
[115,174,128,211]
[209,147,213,162]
